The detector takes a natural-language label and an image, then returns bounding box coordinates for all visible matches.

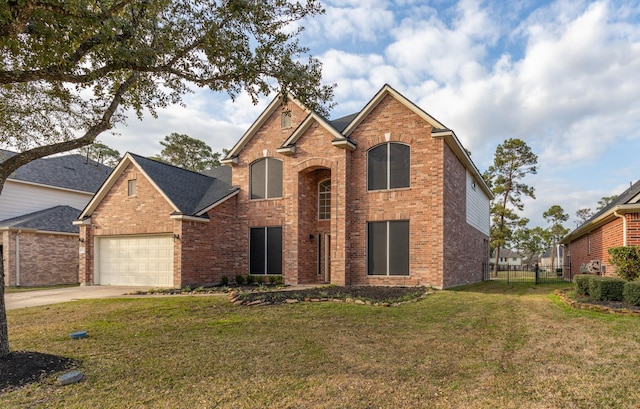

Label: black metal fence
[484,264,571,284]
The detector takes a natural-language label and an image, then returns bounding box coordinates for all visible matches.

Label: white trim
[276,146,296,156]
[73,218,91,226]
[195,189,239,216]
[169,214,210,223]
[78,153,181,219]
[223,94,310,160]
[6,178,96,195]
[562,203,640,244]
[331,139,356,151]
[342,84,447,137]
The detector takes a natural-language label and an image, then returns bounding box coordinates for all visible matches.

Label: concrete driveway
[5,286,145,310]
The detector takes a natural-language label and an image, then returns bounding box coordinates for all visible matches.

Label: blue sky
[103,0,640,230]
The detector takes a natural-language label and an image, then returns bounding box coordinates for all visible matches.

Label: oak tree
[0,0,333,357]
[154,133,222,171]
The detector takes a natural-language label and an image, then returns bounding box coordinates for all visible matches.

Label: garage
[96,235,174,287]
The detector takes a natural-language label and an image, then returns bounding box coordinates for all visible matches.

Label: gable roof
[1,149,112,193]
[561,179,640,244]
[492,248,522,259]
[78,153,239,220]
[220,84,493,199]
[0,205,81,234]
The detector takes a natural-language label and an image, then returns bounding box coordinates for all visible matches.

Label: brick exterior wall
[178,196,239,286]
[2,230,78,286]
[566,212,640,279]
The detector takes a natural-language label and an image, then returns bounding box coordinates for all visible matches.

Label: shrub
[274,276,283,285]
[235,274,244,285]
[574,275,591,296]
[268,276,277,285]
[589,276,625,301]
[246,275,255,285]
[623,281,640,306]
[608,246,640,281]
[255,276,264,285]
[221,276,229,286]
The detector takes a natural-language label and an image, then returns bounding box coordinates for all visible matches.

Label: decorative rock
[57,370,83,386]
[247,300,263,306]
[285,299,299,304]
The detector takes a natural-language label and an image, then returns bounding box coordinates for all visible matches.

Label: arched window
[367,142,410,191]
[318,179,331,220]
[250,158,282,199]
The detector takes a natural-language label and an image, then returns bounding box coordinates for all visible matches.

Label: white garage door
[97,235,174,286]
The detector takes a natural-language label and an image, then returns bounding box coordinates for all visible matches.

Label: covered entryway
[96,235,174,286]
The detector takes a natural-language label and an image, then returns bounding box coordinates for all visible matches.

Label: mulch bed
[0,351,78,393]
[230,286,431,306]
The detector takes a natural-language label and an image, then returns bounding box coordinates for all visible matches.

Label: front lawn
[4,281,640,408]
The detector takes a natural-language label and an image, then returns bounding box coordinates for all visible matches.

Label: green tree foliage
[542,205,569,270]
[79,141,121,167]
[574,208,593,227]
[154,133,221,172]
[515,225,550,265]
[0,0,333,358]
[608,246,640,281]
[483,138,538,275]
[596,195,618,211]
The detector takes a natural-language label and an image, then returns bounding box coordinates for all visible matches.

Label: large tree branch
[0,73,138,182]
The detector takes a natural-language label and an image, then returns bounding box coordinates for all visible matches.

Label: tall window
[367,221,409,276]
[367,142,410,191]
[128,179,137,197]
[250,158,283,199]
[250,227,283,275]
[318,179,331,220]
[281,111,292,128]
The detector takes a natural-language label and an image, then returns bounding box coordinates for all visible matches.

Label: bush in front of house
[235,274,245,285]
[575,275,591,296]
[589,276,625,302]
[623,281,640,306]
[608,246,640,281]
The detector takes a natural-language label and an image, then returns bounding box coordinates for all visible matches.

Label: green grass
[4,281,640,408]
[4,284,79,294]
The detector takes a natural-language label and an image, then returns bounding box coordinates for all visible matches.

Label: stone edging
[227,289,435,307]
[554,289,640,316]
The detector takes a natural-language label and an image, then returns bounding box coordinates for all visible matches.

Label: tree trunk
[0,236,9,358]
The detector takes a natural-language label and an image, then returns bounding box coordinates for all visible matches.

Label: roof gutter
[561,204,640,244]
[613,210,627,246]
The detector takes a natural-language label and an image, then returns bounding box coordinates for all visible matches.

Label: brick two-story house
[76,84,492,289]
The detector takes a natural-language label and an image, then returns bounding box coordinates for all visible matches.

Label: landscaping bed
[0,351,77,393]
[229,285,431,306]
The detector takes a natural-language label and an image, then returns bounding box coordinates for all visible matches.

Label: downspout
[15,230,20,287]
[614,211,627,246]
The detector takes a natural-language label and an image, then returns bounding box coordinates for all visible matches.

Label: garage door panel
[98,235,174,287]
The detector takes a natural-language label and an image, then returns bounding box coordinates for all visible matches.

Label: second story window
[250,158,283,200]
[128,179,137,197]
[318,179,331,220]
[281,111,292,128]
[367,142,410,191]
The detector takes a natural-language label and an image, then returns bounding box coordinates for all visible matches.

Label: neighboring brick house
[561,180,640,279]
[77,84,492,289]
[0,150,111,286]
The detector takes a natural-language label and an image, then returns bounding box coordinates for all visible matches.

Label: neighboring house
[561,180,640,278]
[491,248,523,270]
[539,246,564,271]
[76,84,492,289]
[0,150,111,286]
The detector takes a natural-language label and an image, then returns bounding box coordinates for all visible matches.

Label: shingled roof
[561,179,640,244]
[1,149,112,193]
[0,205,81,233]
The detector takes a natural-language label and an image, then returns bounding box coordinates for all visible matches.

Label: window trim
[318,178,331,220]
[249,226,283,275]
[366,220,410,276]
[249,157,283,200]
[127,179,137,197]
[367,142,411,191]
